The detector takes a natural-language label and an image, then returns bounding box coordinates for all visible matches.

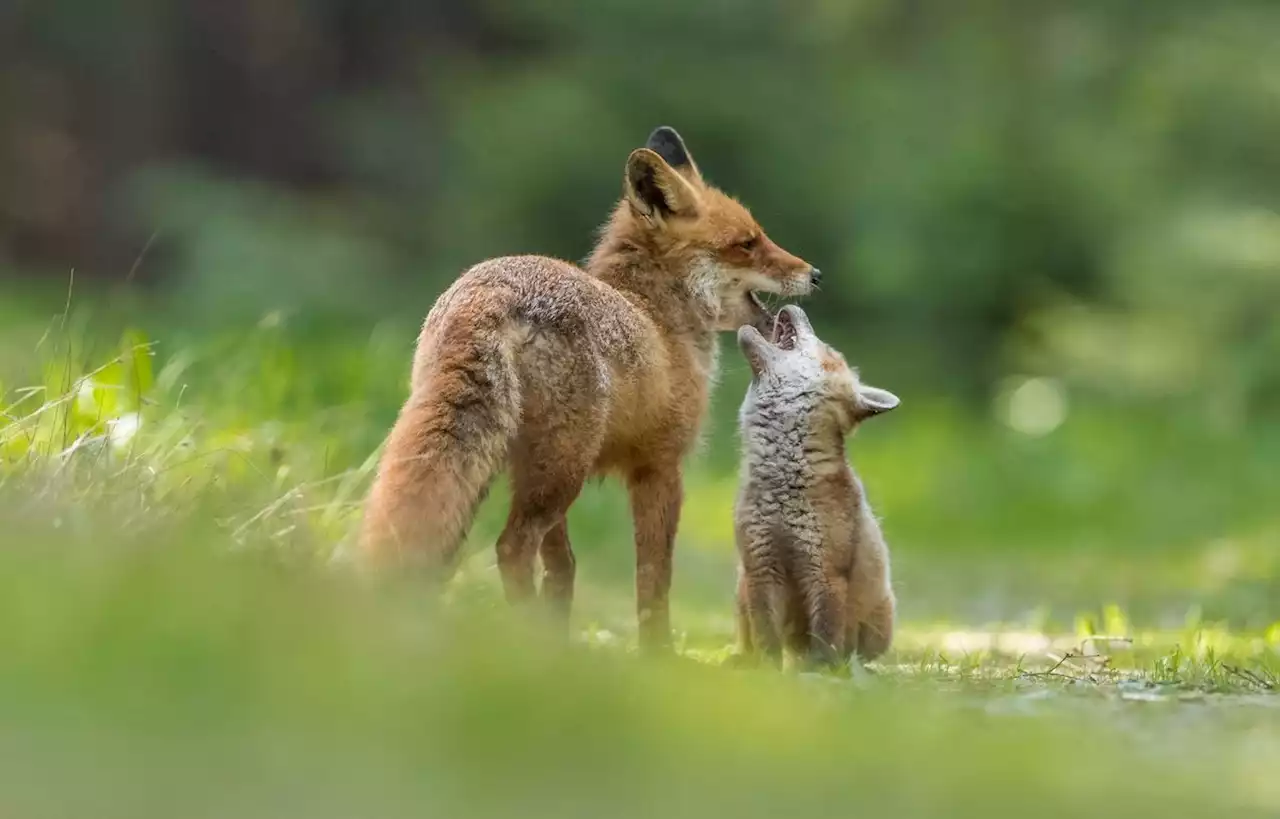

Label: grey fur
[733,305,899,668]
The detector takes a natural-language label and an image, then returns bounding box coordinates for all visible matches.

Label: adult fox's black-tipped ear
[625,148,701,221]
[646,126,702,182]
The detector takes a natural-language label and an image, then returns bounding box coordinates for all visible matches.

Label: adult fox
[360,126,819,652]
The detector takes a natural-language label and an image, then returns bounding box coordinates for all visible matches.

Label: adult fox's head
[605,126,819,335]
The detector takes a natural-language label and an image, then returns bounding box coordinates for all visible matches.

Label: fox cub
[733,305,899,669]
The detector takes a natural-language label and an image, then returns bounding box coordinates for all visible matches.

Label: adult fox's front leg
[628,464,683,653]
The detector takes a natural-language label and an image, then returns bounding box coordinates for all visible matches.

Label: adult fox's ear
[737,325,773,377]
[645,126,702,183]
[625,148,701,221]
[856,385,900,419]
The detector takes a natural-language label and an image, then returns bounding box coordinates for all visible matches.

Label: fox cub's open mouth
[772,309,798,350]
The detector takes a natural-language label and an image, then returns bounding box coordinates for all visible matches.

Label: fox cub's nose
[809,267,822,287]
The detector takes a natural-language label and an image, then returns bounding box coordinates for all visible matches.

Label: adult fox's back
[361,255,660,565]
[359,127,818,651]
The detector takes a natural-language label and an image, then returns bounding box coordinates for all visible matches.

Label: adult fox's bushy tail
[359,300,522,578]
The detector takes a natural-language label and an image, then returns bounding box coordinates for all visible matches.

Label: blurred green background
[2,3,1279,815]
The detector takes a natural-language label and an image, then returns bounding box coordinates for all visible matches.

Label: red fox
[359,127,819,651]
[733,305,899,668]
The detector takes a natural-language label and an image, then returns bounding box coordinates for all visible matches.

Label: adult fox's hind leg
[496,477,584,607]
[498,422,596,613]
[499,339,603,626]
[538,519,576,629]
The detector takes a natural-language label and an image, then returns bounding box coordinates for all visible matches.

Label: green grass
[1,299,1278,817]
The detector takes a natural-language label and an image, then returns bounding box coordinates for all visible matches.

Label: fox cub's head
[617,126,819,335]
[738,305,899,435]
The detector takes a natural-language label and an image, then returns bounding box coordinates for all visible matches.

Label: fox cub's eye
[736,236,760,251]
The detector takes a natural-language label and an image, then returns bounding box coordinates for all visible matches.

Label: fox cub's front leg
[741,568,784,667]
[733,568,754,652]
[855,594,896,662]
[724,569,763,669]
[802,571,849,669]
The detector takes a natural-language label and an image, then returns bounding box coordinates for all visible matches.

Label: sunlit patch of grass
[0,317,384,558]
[681,620,1278,693]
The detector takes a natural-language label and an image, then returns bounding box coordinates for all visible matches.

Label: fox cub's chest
[736,467,824,550]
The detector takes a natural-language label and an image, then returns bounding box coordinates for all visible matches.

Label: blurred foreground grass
[1,501,1278,818]
[2,298,1279,816]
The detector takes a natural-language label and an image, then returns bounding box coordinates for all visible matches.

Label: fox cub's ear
[645,126,702,182]
[737,326,773,377]
[625,148,701,221]
[857,385,900,418]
